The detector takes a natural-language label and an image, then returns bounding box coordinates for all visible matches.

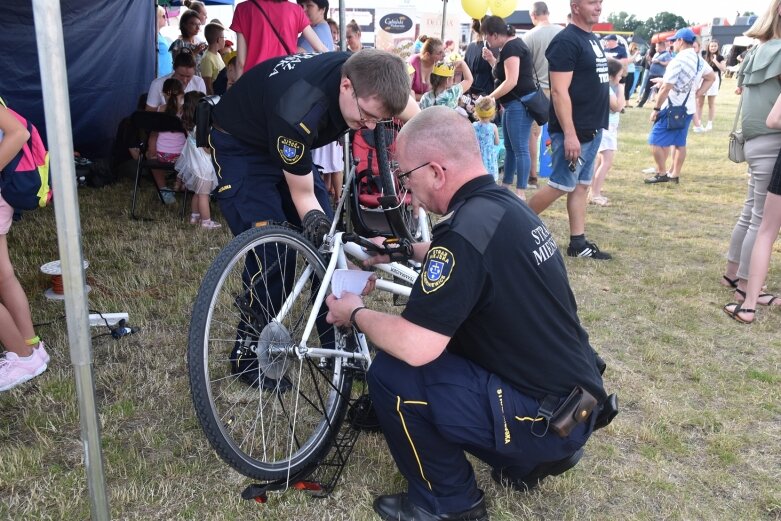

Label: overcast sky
[543,0,767,25]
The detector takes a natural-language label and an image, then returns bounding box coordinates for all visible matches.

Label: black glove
[301,209,331,248]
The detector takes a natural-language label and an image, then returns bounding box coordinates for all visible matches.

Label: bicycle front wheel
[188,225,353,480]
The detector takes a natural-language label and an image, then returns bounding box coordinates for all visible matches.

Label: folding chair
[129,111,188,220]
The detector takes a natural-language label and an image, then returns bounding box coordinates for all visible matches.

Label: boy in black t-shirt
[528,0,611,260]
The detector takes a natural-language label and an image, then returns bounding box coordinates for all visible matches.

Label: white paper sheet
[331,269,373,298]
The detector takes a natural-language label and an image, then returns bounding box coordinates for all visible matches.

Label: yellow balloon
[489,0,517,18]
[461,0,489,20]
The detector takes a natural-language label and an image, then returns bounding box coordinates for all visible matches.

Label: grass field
[0,77,779,520]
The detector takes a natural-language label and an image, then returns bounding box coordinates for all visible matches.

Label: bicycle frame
[273,230,419,369]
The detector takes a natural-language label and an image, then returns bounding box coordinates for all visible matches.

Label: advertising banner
[375,9,416,52]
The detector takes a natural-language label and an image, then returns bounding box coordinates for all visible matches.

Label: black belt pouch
[549,386,598,438]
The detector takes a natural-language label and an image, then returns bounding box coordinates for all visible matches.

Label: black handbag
[665,56,701,130]
[520,85,550,125]
[666,102,689,130]
[520,66,550,125]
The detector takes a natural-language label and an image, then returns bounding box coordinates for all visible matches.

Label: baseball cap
[667,28,696,43]
[603,34,617,41]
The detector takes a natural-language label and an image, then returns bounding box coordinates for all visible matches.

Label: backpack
[0,98,52,210]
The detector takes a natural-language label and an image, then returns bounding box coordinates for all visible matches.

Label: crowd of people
[2,1,780,520]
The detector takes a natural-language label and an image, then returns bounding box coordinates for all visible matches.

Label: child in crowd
[169,9,207,74]
[200,22,225,95]
[590,58,625,207]
[472,96,499,181]
[148,78,186,204]
[176,91,220,229]
[0,98,48,391]
[419,60,473,110]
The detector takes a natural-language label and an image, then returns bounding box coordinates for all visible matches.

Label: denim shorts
[548,129,603,192]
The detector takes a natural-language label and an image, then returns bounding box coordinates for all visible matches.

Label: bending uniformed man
[210,49,418,240]
[210,49,418,386]
[327,106,611,521]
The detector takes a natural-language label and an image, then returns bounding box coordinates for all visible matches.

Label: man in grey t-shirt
[523,2,562,188]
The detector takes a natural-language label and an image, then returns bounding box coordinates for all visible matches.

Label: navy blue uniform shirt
[212,52,349,175]
[402,175,606,401]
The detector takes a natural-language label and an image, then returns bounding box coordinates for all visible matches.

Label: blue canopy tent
[0,0,156,157]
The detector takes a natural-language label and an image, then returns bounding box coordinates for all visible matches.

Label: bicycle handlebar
[341,233,414,262]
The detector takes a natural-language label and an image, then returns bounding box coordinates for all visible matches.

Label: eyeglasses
[347,75,387,127]
[395,162,447,188]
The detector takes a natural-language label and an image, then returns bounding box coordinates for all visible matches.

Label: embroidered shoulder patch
[277,137,305,165]
[421,246,455,294]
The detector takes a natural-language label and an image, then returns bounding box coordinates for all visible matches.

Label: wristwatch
[653,107,661,111]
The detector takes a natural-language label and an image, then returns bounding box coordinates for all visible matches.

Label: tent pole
[31,1,110,520]
[441,0,448,42]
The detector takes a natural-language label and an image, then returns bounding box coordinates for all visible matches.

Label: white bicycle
[187,123,429,498]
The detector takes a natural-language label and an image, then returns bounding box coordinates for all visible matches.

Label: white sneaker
[0,351,47,392]
[705,121,713,131]
[200,219,222,230]
[34,341,50,365]
[693,126,705,133]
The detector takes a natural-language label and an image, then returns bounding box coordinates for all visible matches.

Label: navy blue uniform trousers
[210,128,333,236]
[368,350,595,515]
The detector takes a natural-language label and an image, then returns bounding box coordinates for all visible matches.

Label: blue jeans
[501,99,534,189]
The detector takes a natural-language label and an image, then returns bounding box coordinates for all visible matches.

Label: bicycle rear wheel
[188,225,353,480]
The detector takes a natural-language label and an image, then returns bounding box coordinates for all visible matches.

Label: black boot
[373,491,488,521]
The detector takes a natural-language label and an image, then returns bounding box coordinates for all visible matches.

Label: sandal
[723,303,755,324]
[734,288,779,306]
[589,195,610,206]
[721,275,738,289]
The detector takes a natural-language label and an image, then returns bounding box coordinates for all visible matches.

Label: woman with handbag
[724,92,781,323]
[480,15,538,201]
[721,1,781,305]
[230,0,327,80]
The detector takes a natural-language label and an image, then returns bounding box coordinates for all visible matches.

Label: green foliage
[607,10,692,42]
[607,11,642,33]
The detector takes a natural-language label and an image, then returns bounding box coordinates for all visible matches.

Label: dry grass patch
[1,77,779,520]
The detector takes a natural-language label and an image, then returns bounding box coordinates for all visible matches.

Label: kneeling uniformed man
[326,106,613,521]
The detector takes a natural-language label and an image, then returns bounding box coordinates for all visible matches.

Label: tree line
[607,11,757,42]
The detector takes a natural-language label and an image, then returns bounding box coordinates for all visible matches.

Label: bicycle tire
[373,122,398,198]
[372,122,428,241]
[188,225,353,480]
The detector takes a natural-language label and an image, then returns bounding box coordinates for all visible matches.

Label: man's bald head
[397,106,485,176]
[396,107,488,214]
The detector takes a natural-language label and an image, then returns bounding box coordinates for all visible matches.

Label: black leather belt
[212,123,231,135]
